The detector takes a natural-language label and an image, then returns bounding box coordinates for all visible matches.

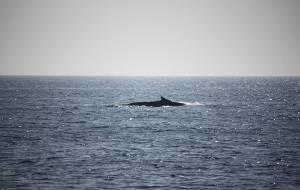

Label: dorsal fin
[161,96,170,102]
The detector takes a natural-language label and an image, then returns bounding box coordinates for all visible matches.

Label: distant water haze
[0,0,300,76]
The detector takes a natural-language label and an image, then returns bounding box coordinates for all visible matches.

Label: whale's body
[127,96,185,107]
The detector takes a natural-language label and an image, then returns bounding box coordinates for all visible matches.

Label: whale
[127,96,185,107]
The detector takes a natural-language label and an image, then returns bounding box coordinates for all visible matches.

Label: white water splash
[180,101,203,106]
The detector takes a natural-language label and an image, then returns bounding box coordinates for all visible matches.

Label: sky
[0,0,299,76]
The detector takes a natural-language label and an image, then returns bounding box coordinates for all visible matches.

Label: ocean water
[0,76,299,189]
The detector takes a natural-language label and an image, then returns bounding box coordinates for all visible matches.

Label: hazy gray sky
[0,0,299,76]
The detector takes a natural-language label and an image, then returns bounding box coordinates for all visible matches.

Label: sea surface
[0,76,299,190]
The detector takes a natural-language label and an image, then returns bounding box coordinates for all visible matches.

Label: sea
[0,76,299,190]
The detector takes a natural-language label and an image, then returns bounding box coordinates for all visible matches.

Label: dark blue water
[0,76,299,189]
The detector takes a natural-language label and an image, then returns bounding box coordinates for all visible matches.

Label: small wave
[65,121,87,124]
[46,156,62,161]
[18,159,36,165]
